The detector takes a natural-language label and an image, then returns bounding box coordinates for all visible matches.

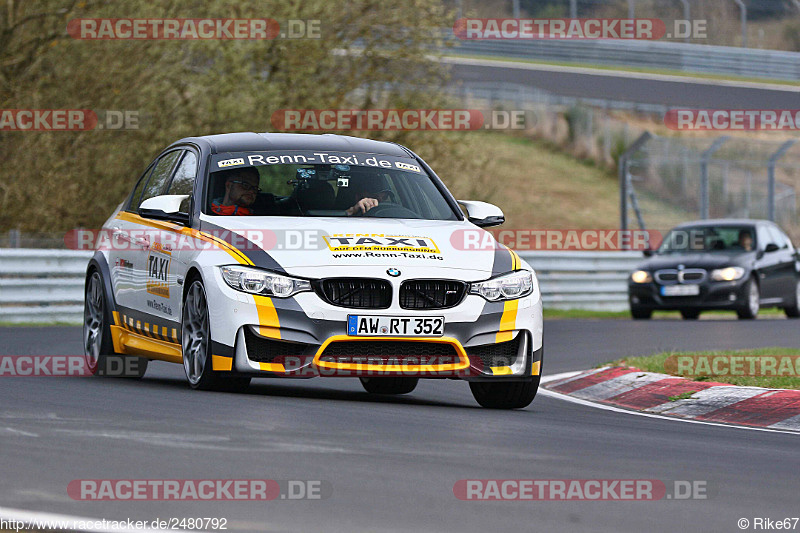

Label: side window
[134,151,181,210]
[756,225,772,250]
[767,225,789,249]
[127,164,155,212]
[166,151,197,214]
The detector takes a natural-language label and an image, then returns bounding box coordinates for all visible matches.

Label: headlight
[220,266,311,298]
[469,270,534,301]
[710,266,745,282]
[631,270,652,283]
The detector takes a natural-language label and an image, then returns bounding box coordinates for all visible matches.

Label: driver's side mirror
[139,195,191,225]
[643,249,653,257]
[458,200,505,228]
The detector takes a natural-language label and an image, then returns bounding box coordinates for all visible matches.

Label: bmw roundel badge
[387,268,401,277]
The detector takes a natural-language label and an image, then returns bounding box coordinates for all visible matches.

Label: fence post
[767,139,797,221]
[678,0,691,43]
[700,136,730,219]
[570,0,577,18]
[618,132,652,234]
[732,0,747,47]
[8,229,21,248]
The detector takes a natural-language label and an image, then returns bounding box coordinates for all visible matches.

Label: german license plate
[347,315,444,337]
[660,284,700,296]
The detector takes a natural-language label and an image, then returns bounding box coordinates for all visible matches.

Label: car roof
[170,132,413,157]
[671,218,769,230]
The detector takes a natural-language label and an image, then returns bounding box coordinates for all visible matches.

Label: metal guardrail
[519,251,642,311]
[0,250,92,323]
[445,38,800,81]
[0,249,643,323]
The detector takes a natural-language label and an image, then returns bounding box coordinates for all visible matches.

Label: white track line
[441,55,800,92]
[0,506,163,533]
[540,371,800,436]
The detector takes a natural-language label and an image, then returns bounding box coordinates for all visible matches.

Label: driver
[345,185,391,216]
[736,230,754,252]
[211,167,260,216]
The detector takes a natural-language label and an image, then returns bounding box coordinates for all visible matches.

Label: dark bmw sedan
[628,219,800,320]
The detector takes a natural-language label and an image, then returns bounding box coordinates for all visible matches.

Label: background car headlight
[469,270,534,301]
[631,270,652,283]
[220,266,311,298]
[711,266,745,281]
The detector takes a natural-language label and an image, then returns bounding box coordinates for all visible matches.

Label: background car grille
[466,335,521,370]
[655,269,706,284]
[399,280,467,309]
[655,270,679,283]
[317,278,392,309]
[244,327,309,363]
[319,341,459,365]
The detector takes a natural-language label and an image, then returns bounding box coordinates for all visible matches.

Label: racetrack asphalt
[446,58,800,109]
[0,319,798,532]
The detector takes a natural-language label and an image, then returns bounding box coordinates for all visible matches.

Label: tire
[680,309,700,320]
[83,270,148,378]
[736,277,760,320]
[469,376,541,409]
[630,307,652,320]
[359,377,418,395]
[181,278,250,392]
[784,278,800,318]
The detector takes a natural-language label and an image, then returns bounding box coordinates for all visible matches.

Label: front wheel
[630,307,652,320]
[359,377,418,395]
[680,310,700,320]
[182,279,250,392]
[737,277,760,320]
[469,376,540,409]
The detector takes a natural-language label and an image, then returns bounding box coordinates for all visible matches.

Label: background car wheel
[630,307,652,320]
[784,278,800,318]
[359,377,418,395]
[182,278,250,392]
[84,270,148,378]
[736,277,760,320]
[680,310,700,320]
[469,377,540,409]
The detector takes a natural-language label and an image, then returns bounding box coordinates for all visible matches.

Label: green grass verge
[446,53,800,87]
[608,347,800,389]
[543,307,786,320]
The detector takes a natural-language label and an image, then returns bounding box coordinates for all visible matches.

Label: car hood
[199,215,505,275]
[638,252,754,271]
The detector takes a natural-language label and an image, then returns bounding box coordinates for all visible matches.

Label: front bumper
[203,265,543,381]
[628,277,750,310]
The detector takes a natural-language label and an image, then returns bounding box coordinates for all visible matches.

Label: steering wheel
[362,202,419,218]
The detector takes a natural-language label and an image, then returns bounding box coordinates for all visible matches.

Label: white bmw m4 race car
[83,132,543,408]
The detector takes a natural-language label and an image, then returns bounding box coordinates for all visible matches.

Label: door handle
[111,228,149,249]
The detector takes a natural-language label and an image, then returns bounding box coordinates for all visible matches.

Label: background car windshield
[657,226,756,253]
[207,162,457,220]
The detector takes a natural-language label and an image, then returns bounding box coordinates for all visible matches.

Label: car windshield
[657,225,756,253]
[205,151,457,220]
